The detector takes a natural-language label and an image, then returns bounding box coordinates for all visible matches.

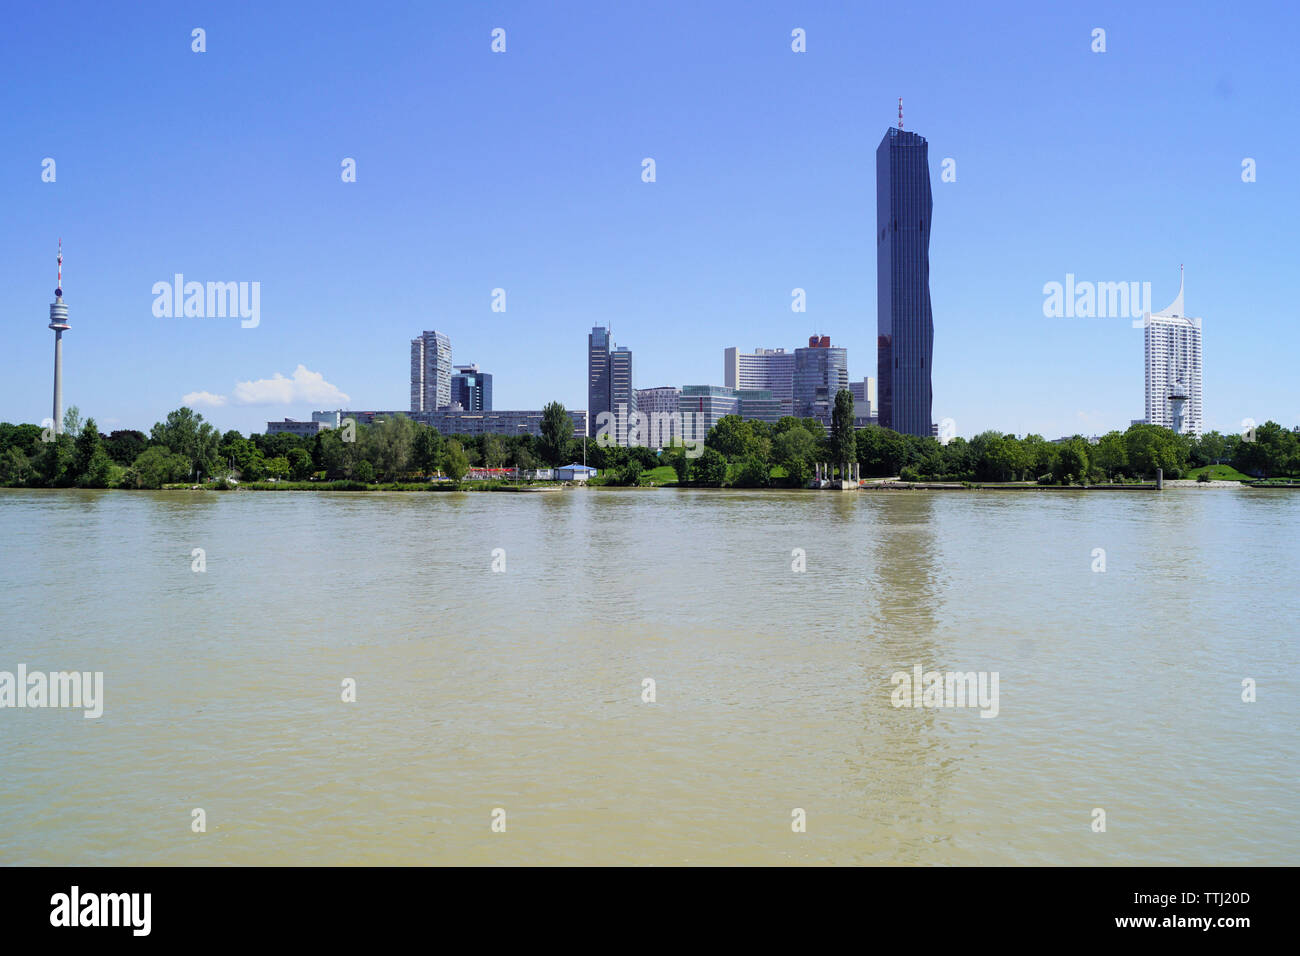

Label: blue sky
[2,0,1296,438]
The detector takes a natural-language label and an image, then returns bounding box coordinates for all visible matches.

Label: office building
[1142,268,1203,435]
[588,326,612,438]
[410,330,452,412]
[850,377,877,427]
[724,347,796,417]
[611,346,637,446]
[451,364,493,412]
[793,335,849,429]
[635,387,681,449]
[588,326,637,445]
[876,122,934,436]
[678,385,779,444]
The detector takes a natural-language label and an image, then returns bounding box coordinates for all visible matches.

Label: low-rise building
[318,408,587,438]
[266,418,329,438]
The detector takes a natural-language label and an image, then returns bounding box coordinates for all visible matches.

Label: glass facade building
[678,385,779,444]
[451,364,493,412]
[793,336,849,430]
[876,127,934,436]
[724,347,796,417]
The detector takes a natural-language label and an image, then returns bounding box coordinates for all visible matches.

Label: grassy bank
[1185,464,1253,482]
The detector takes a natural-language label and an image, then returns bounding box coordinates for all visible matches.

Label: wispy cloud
[184,365,350,409]
[182,390,228,408]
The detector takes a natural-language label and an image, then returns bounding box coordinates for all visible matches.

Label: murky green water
[0,487,1295,865]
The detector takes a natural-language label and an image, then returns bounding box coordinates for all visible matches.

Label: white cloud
[231,365,350,406]
[185,366,351,409]
[183,390,229,407]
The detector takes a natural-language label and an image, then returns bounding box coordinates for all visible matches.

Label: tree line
[2,393,1297,490]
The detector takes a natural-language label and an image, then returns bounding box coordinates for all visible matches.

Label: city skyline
[3,2,1296,438]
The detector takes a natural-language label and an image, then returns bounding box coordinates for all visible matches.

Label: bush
[733,456,771,488]
[898,466,921,483]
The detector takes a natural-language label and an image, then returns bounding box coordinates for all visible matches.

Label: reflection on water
[0,487,1296,865]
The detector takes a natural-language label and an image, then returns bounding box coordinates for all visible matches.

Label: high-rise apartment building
[876,124,934,436]
[1142,269,1203,435]
[793,335,849,429]
[451,364,493,412]
[410,330,452,413]
[724,347,796,417]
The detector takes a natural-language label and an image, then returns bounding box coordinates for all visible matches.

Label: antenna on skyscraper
[898,98,903,130]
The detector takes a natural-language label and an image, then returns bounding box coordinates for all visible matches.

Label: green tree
[103,430,148,465]
[773,426,816,487]
[369,414,415,480]
[265,456,291,480]
[539,401,571,466]
[319,427,362,479]
[1091,431,1128,478]
[354,460,375,483]
[0,447,33,486]
[662,443,691,484]
[412,425,444,475]
[693,447,728,486]
[482,433,507,469]
[33,434,75,486]
[1053,438,1091,484]
[62,405,82,439]
[830,389,856,476]
[128,447,190,489]
[1125,424,1188,478]
[442,440,470,483]
[1195,430,1227,466]
[73,418,112,488]
[287,447,313,480]
[706,415,756,460]
[733,455,771,488]
[615,459,643,486]
[150,407,220,480]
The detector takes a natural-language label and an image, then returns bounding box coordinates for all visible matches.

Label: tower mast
[48,239,71,434]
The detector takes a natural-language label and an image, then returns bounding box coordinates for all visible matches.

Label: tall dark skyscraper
[876,124,934,436]
[588,326,612,438]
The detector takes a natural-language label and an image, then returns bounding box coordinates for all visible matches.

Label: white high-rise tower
[48,240,70,434]
[1142,266,1203,436]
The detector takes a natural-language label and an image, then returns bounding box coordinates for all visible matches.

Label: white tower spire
[48,239,70,434]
